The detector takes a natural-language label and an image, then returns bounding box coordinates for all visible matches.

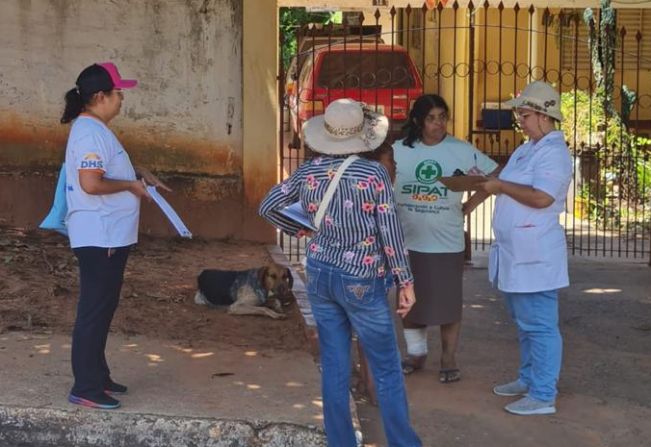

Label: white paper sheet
[147,186,192,238]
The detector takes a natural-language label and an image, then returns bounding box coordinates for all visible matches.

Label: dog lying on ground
[194,263,293,319]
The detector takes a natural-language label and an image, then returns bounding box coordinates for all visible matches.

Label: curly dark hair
[401,94,450,148]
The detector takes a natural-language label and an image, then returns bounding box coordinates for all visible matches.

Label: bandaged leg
[404,327,428,357]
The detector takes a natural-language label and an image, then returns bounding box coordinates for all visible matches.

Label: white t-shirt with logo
[65,116,140,249]
[393,135,498,253]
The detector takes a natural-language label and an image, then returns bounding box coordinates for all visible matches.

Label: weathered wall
[0,0,253,240]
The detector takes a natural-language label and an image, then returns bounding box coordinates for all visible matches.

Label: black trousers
[70,246,130,398]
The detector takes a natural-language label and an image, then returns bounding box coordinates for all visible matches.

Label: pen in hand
[468,153,484,176]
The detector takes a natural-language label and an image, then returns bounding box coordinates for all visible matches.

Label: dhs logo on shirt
[80,153,104,170]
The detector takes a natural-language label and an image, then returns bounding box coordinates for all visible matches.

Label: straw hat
[504,81,562,122]
[302,98,389,155]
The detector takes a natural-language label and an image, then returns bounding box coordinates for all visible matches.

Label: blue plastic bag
[39,163,68,236]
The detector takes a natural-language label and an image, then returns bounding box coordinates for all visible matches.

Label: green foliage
[560,89,647,151]
[620,85,637,123]
[280,8,337,70]
[562,90,651,227]
[584,1,617,119]
[560,89,605,147]
[576,184,620,227]
[634,145,651,200]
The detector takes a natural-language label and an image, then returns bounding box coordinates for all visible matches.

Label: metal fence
[278,2,651,264]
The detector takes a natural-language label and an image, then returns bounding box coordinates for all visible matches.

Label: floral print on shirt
[362,201,375,213]
[258,156,413,286]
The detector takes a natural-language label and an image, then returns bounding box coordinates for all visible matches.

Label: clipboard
[278,202,317,231]
[438,175,487,192]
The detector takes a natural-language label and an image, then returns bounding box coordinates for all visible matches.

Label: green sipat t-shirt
[393,135,498,253]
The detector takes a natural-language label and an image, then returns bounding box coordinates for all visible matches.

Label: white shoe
[505,396,556,415]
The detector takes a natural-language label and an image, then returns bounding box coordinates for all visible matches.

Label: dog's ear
[285,268,294,290]
[257,266,269,288]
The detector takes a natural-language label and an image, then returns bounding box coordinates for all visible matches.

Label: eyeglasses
[425,113,449,123]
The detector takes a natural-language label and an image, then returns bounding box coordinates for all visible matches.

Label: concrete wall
[0,0,253,240]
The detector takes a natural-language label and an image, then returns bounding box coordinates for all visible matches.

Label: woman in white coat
[479,81,572,416]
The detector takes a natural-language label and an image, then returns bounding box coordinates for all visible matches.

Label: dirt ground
[0,226,308,352]
[3,225,650,447]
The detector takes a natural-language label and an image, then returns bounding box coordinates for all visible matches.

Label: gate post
[465,1,476,263]
[467,1,475,142]
[242,0,279,242]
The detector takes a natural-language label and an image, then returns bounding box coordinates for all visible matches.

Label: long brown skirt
[404,250,465,326]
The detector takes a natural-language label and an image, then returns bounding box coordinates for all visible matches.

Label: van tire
[288,130,301,150]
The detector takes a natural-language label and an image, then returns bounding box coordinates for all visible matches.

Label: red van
[287,43,424,143]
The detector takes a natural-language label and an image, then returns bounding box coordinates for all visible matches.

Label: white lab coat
[489,130,573,293]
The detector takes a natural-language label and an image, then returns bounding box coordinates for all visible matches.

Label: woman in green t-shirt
[393,94,499,383]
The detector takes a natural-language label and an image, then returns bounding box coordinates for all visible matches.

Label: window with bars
[615,9,651,69]
[560,9,651,70]
[559,10,591,70]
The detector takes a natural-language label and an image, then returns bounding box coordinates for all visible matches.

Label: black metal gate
[278,2,651,264]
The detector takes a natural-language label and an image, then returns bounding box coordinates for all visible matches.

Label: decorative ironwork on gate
[278,2,651,264]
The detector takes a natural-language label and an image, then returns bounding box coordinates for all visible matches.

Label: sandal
[401,355,427,375]
[439,368,461,384]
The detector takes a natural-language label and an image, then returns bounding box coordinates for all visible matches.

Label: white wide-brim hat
[303,98,389,156]
[504,81,563,122]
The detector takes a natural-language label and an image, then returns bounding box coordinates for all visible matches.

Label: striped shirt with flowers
[259,156,413,287]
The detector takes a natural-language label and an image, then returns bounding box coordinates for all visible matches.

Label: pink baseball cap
[76,62,138,96]
[97,62,138,89]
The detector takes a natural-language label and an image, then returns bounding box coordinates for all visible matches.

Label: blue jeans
[503,290,563,402]
[306,258,421,447]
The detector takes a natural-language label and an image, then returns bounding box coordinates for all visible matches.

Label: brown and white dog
[194,263,293,319]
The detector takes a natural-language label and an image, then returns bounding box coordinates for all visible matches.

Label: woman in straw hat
[478,81,572,416]
[260,99,421,447]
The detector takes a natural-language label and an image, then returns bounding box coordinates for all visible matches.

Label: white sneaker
[493,380,528,396]
[505,396,556,415]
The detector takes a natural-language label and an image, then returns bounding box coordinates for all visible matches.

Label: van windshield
[317,51,416,89]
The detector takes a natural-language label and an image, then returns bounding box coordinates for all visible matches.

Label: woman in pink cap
[61,62,170,410]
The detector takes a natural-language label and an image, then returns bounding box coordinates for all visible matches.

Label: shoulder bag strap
[313,155,359,230]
